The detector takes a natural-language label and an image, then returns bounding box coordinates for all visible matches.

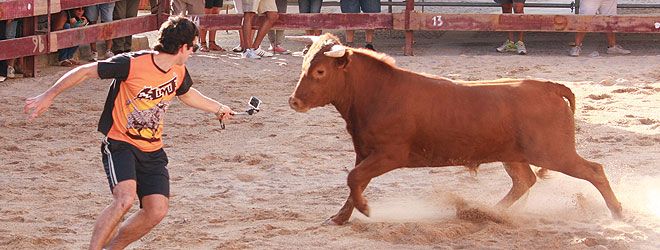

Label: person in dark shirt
[24,15,235,249]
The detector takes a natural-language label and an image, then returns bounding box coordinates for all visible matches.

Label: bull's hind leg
[544,157,623,219]
[496,162,537,209]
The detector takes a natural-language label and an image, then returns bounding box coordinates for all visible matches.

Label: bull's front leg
[345,153,402,218]
[323,196,355,225]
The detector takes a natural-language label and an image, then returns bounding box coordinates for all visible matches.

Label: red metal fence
[1,0,659,76]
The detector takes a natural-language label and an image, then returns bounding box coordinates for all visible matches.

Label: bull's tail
[550,82,576,114]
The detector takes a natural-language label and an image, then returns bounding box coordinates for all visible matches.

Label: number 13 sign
[430,15,444,29]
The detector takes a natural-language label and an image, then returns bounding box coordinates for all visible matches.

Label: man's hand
[24,93,55,121]
[215,104,235,121]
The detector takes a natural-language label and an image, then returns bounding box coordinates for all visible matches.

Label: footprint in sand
[638,118,657,125]
[587,94,611,100]
[611,87,638,94]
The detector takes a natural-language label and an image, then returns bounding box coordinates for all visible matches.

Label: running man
[24,15,235,249]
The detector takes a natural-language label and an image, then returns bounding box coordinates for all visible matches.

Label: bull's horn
[324,45,346,57]
[285,35,320,44]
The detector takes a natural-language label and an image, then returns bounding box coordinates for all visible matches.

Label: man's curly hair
[154,15,199,54]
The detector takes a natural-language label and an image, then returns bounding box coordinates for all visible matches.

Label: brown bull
[288,34,622,225]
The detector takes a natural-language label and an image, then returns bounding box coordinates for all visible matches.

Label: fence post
[404,0,414,55]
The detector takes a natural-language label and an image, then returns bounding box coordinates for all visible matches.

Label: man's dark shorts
[340,0,381,13]
[205,0,223,9]
[494,0,526,4]
[101,137,170,201]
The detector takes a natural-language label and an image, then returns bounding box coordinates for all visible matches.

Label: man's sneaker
[569,45,582,57]
[90,51,99,61]
[7,66,15,78]
[242,49,261,59]
[105,51,114,59]
[0,76,6,82]
[253,48,274,57]
[606,44,631,55]
[496,40,516,53]
[515,41,527,55]
[269,45,290,54]
[232,45,244,53]
[365,43,376,51]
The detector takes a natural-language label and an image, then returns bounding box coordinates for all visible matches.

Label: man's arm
[24,62,100,120]
[177,87,235,121]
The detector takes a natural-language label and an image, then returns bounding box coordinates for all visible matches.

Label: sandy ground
[1,22,659,249]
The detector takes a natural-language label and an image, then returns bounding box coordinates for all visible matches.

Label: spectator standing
[569,0,630,56]
[340,0,380,51]
[494,0,526,55]
[5,18,24,78]
[200,0,226,52]
[86,3,116,61]
[266,0,289,54]
[172,0,205,16]
[297,0,322,54]
[0,20,7,82]
[57,8,89,66]
[240,0,278,58]
[112,0,140,55]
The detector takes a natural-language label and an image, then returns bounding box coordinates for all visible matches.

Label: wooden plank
[0,0,117,20]
[49,15,158,52]
[0,15,157,61]
[394,13,660,33]
[198,13,393,30]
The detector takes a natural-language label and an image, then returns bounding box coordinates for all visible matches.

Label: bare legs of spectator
[241,12,257,49]
[345,29,375,50]
[200,7,225,52]
[267,0,288,54]
[251,11,278,50]
[496,2,526,54]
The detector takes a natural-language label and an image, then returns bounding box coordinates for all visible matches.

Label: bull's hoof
[322,217,346,226]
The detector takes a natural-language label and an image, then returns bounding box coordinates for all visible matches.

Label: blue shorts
[340,0,381,13]
[298,0,322,13]
[85,3,115,23]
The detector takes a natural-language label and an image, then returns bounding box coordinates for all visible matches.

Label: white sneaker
[496,40,516,53]
[606,45,631,55]
[0,76,6,82]
[253,48,274,57]
[515,41,527,55]
[7,66,15,78]
[569,45,582,57]
[105,51,114,59]
[242,49,261,59]
[90,51,99,61]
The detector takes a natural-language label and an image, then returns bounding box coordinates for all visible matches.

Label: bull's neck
[331,60,392,127]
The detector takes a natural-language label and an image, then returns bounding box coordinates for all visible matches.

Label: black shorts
[205,0,223,8]
[101,137,170,201]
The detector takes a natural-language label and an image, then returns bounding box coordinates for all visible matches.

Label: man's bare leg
[242,12,256,49]
[88,180,137,250]
[106,194,169,249]
[252,11,279,49]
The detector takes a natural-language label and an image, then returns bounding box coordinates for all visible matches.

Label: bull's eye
[316,70,325,76]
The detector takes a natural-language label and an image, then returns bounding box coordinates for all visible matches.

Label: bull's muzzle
[288,96,308,112]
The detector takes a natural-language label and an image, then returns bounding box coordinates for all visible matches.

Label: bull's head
[287,34,352,112]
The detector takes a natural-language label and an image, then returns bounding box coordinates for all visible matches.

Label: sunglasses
[192,43,199,53]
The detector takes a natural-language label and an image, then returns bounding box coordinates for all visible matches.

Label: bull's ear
[334,50,352,70]
[285,35,320,44]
